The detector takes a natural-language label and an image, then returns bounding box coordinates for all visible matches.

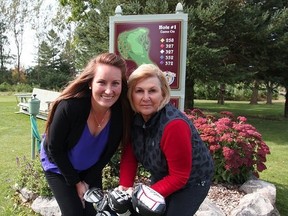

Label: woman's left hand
[76,181,89,208]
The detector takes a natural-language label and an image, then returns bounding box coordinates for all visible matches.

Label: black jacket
[44,97,123,187]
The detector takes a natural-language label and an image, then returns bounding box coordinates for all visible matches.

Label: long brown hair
[45,52,132,144]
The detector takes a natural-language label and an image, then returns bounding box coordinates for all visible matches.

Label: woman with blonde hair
[119,64,214,215]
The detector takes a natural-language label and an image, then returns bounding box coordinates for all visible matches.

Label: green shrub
[15,107,270,195]
[13,84,34,93]
[15,154,121,197]
[194,83,219,100]
[0,82,13,92]
[16,155,52,197]
[0,83,38,93]
[102,165,119,190]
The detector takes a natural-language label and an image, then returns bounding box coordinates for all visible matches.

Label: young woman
[40,53,131,216]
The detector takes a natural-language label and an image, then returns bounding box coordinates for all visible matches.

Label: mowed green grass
[0,95,287,215]
[195,99,288,215]
[0,94,45,215]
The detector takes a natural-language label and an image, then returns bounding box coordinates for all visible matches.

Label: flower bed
[185,109,270,184]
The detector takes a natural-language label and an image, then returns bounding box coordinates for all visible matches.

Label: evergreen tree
[58,0,288,116]
[29,29,73,90]
[60,0,181,67]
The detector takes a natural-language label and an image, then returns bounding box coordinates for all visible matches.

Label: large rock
[240,179,276,204]
[230,193,279,216]
[18,187,37,203]
[28,179,280,216]
[195,198,225,216]
[195,179,279,216]
[31,196,61,216]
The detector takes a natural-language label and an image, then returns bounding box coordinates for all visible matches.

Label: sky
[20,27,37,68]
[8,0,58,68]
[8,29,36,69]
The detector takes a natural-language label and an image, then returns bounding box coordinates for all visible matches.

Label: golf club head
[84,187,104,203]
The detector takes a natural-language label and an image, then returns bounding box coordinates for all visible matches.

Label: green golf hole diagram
[117,27,154,65]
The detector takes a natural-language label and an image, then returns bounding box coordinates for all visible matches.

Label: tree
[0,2,13,83]
[185,0,244,106]
[185,0,287,112]
[58,0,288,117]
[4,0,29,82]
[29,28,73,90]
[51,3,76,76]
[244,1,288,112]
[0,20,9,71]
[59,0,178,68]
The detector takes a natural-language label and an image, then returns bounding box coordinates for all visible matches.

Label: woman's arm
[119,142,138,188]
[47,100,81,185]
[151,119,192,197]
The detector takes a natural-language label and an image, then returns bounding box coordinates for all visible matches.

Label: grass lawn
[0,94,287,215]
[0,93,45,215]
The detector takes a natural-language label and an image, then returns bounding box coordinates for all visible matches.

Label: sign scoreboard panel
[110,13,188,110]
[113,21,181,89]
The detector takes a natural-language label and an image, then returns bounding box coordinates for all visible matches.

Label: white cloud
[22,28,37,67]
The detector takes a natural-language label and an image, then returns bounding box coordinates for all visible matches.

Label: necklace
[92,109,110,128]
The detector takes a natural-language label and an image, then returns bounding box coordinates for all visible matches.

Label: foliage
[0,82,13,92]
[3,0,30,82]
[0,82,34,92]
[16,155,53,197]
[13,83,34,93]
[12,103,273,197]
[194,82,277,101]
[28,33,76,91]
[185,0,239,106]
[1,0,288,114]
[14,153,120,198]
[103,149,151,189]
[0,19,12,71]
[184,0,288,109]
[186,109,270,184]
[5,83,28,92]
[1,95,287,215]
[61,0,182,67]
[102,165,119,190]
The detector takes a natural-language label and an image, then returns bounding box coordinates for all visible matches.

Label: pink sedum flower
[186,109,270,184]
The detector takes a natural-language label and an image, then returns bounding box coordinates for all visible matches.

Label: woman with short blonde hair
[119,63,214,216]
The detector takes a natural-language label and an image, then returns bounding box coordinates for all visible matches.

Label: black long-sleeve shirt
[44,97,123,187]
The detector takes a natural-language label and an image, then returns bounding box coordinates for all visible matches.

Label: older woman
[119,64,214,216]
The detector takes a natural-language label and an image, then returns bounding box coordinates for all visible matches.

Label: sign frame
[109,12,188,111]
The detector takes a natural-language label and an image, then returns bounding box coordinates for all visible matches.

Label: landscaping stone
[31,196,61,216]
[21,179,279,216]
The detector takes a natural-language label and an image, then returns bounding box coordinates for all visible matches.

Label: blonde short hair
[127,64,171,112]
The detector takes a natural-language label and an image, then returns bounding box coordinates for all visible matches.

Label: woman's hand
[118,185,134,196]
[76,181,89,207]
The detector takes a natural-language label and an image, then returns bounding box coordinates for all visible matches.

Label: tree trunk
[266,85,273,104]
[250,80,259,104]
[284,86,288,118]
[185,78,195,109]
[217,83,225,105]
